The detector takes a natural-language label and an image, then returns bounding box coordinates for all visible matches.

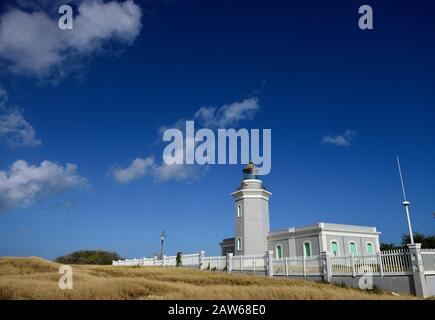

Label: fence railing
[422,249,435,275]
[113,248,431,278]
[330,249,413,276]
[113,255,197,267]
[203,256,227,271]
[232,255,267,272]
[181,253,201,268]
[380,249,412,274]
[273,256,323,276]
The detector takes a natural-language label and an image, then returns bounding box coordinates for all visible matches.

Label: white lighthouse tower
[231,162,272,256]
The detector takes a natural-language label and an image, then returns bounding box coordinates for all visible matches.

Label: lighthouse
[231,162,272,256]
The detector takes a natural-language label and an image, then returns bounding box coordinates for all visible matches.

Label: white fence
[113,248,433,278]
[422,249,435,275]
[203,256,227,271]
[273,256,323,276]
[331,249,413,276]
[232,255,267,272]
[112,254,201,268]
[181,253,201,267]
[113,258,155,267]
[380,249,413,274]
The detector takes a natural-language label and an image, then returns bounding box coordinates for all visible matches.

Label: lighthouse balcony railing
[235,185,267,192]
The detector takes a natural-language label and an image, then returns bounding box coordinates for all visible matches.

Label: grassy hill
[0,257,417,300]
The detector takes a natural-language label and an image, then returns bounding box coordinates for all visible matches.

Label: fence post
[153,256,157,266]
[162,255,167,267]
[240,255,243,272]
[285,257,289,276]
[266,251,274,277]
[351,255,356,277]
[303,256,307,277]
[321,251,331,283]
[226,253,233,273]
[199,251,205,270]
[377,252,384,277]
[407,243,429,298]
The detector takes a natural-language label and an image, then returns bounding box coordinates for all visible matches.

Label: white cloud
[0,160,88,213]
[14,0,72,11]
[0,0,142,78]
[322,130,357,147]
[157,96,260,143]
[0,85,8,102]
[112,95,259,184]
[111,157,203,184]
[0,108,41,148]
[0,85,41,148]
[68,0,142,50]
[153,163,203,182]
[111,157,155,184]
[194,97,259,128]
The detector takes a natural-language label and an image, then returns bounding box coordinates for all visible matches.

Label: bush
[176,252,183,268]
[55,250,123,265]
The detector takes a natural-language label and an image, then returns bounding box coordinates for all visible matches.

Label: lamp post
[402,200,414,244]
[159,231,166,259]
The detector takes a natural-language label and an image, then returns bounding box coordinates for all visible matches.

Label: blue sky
[0,0,434,259]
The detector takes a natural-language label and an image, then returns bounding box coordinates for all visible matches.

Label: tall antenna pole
[396,156,414,244]
[159,231,166,260]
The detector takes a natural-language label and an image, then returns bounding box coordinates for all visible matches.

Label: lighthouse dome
[242,161,258,180]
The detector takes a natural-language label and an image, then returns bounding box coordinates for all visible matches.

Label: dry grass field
[0,257,417,300]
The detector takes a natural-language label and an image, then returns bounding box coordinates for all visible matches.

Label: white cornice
[231,189,272,201]
[268,225,381,239]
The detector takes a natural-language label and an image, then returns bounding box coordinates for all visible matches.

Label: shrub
[176,252,183,268]
[55,250,122,265]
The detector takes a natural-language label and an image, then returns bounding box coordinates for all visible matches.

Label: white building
[220,162,381,258]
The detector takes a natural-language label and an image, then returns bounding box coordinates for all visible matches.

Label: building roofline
[219,237,235,246]
[269,222,381,236]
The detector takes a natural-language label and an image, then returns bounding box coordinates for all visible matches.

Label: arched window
[366,242,374,255]
[303,241,311,257]
[331,241,339,257]
[237,237,243,251]
[276,244,283,259]
[237,204,243,218]
[349,241,357,256]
